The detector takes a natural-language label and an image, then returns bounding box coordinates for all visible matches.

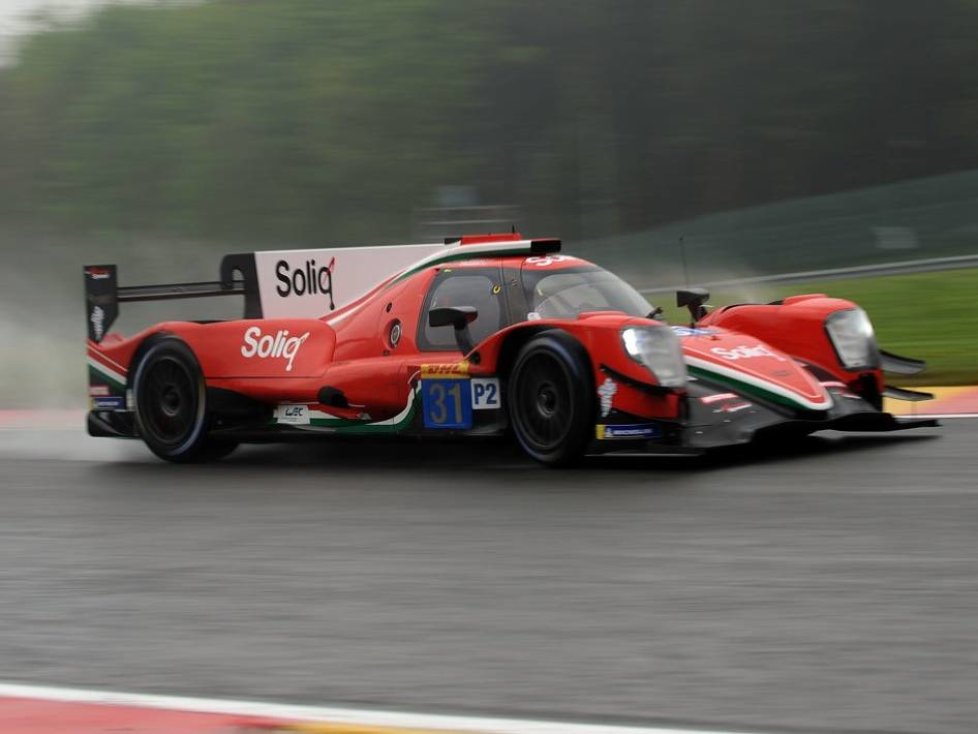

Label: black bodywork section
[681,378,937,450]
[583,375,938,457]
[88,376,938,450]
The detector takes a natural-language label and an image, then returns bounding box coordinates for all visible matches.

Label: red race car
[84,233,936,464]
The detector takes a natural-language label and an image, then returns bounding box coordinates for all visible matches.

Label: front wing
[590,378,939,455]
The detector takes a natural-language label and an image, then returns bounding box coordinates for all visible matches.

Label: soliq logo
[241,327,310,372]
[275,257,335,310]
[711,344,786,362]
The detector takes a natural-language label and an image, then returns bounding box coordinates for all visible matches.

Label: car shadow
[96,427,942,477]
[585,430,942,472]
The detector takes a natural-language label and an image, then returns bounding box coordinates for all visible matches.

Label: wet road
[0,422,974,733]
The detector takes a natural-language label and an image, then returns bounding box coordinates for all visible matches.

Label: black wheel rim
[514,352,573,452]
[139,356,198,447]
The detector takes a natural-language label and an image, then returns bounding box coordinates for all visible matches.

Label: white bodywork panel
[254,243,448,319]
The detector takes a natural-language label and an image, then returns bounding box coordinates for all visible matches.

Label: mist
[0,0,976,404]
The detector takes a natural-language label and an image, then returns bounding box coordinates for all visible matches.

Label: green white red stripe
[274,388,420,433]
[327,241,538,327]
[86,347,128,391]
[686,356,833,411]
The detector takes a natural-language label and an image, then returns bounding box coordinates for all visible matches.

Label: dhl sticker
[420,361,470,379]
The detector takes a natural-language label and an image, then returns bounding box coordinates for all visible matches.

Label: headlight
[825,308,880,370]
[621,326,687,388]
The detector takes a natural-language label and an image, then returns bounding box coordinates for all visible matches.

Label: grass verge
[657,267,978,386]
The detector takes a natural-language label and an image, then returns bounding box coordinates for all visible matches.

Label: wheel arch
[504,328,597,466]
[486,324,594,385]
[125,331,177,392]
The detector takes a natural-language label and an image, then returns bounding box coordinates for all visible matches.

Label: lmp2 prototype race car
[84,233,937,465]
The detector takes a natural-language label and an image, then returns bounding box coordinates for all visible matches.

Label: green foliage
[1,0,977,243]
[1,0,495,242]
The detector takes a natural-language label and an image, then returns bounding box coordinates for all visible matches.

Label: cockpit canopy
[523,265,654,320]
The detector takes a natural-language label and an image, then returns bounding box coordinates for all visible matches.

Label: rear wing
[84,234,561,343]
[83,254,259,343]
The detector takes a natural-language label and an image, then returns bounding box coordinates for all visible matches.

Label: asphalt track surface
[0,422,975,734]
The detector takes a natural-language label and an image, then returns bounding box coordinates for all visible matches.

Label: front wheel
[507,332,595,466]
[132,338,212,462]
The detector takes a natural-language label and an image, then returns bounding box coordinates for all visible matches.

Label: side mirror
[676,288,710,323]
[428,306,479,354]
[428,306,478,330]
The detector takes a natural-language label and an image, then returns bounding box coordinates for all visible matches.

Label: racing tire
[132,338,213,463]
[507,331,595,467]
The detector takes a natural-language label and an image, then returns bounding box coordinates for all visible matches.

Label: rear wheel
[132,338,221,462]
[507,332,594,466]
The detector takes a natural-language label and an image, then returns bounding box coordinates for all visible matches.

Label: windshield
[522,266,655,320]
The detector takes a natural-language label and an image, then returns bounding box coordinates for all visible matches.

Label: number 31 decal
[422,379,473,429]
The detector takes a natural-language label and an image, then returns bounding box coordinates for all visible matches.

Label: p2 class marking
[470,377,500,410]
